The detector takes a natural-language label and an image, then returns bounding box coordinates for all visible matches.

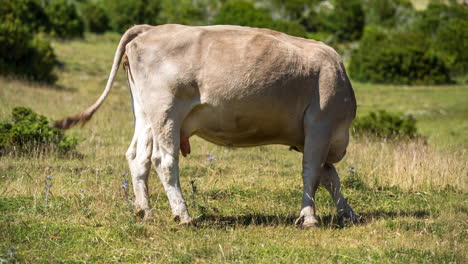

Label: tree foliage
[0,3,57,83]
[362,0,414,28]
[433,18,468,76]
[45,0,85,39]
[349,26,451,84]
[214,0,307,37]
[413,0,468,77]
[104,0,161,33]
[82,2,110,34]
[0,0,50,33]
[324,0,365,41]
[159,0,205,25]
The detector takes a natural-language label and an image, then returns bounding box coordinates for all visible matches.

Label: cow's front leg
[151,122,192,224]
[320,164,359,224]
[126,121,153,220]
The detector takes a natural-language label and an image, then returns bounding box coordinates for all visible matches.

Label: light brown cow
[54,24,359,228]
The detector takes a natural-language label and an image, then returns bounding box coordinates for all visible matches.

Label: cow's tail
[52,24,153,129]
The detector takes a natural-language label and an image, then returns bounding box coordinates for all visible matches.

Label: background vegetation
[0,0,467,262]
[1,0,467,84]
[0,107,79,156]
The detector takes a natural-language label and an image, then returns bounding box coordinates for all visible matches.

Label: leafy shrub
[214,0,307,37]
[413,0,467,37]
[0,20,57,82]
[159,0,205,25]
[0,20,31,61]
[433,18,468,77]
[23,36,58,82]
[104,0,161,33]
[82,2,110,34]
[413,1,468,78]
[318,0,365,41]
[271,0,316,21]
[349,26,451,84]
[0,107,79,156]
[270,20,307,38]
[45,0,84,39]
[214,1,272,28]
[351,110,418,139]
[362,0,414,28]
[0,0,50,33]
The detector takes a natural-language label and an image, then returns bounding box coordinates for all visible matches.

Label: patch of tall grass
[343,138,466,191]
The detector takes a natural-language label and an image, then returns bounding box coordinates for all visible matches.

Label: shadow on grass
[195,213,350,229]
[194,209,431,229]
[196,213,298,228]
[358,209,431,224]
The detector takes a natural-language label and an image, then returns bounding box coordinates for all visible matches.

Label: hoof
[338,210,360,226]
[295,215,320,228]
[135,209,154,222]
[135,209,146,219]
[173,215,194,226]
[179,218,195,226]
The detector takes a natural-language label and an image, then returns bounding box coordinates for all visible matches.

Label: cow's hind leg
[296,113,333,228]
[126,119,153,220]
[321,131,359,224]
[150,112,192,224]
[320,164,359,224]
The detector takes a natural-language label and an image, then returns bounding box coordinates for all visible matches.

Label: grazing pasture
[0,33,466,263]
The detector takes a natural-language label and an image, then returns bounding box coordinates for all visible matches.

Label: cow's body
[54,24,358,227]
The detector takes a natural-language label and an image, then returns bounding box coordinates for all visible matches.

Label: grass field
[0,33,467,263]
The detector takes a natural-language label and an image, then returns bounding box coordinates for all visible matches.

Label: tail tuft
[51,109,94,129]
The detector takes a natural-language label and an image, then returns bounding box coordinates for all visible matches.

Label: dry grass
[341,139,467,191]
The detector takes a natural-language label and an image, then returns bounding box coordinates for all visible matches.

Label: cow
[53,24,359,228]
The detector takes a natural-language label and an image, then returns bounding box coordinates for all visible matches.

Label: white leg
[151,119,192,224]
[320,164,359,223]
[296,120,332,228]
[125,119,153,219]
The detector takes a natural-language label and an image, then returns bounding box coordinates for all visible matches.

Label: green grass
[354,83,468,150]
[0,33,467,263]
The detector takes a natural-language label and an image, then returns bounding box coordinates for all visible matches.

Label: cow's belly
[181,103,304,148]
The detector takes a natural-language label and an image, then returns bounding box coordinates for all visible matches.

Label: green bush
[0,107,79,156]
[0,20,57,83]
[351,110,418,139]
[318,0,365,41]
[0,0,50,33]
[271,0,316,21]
[159,0,205,25]
[414,0,467,37]
[104,0,161,33]
[433,18,468,76]
[349,26,451,84]
[0,20,32,61]
[412,1,468,78]
[214,0,307,37]
[45,0,84,39]
[270,20,307,38]
[214,1,272,28]
[24,36,58,82]
[82,2,110,34]
[362,0,415,28]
